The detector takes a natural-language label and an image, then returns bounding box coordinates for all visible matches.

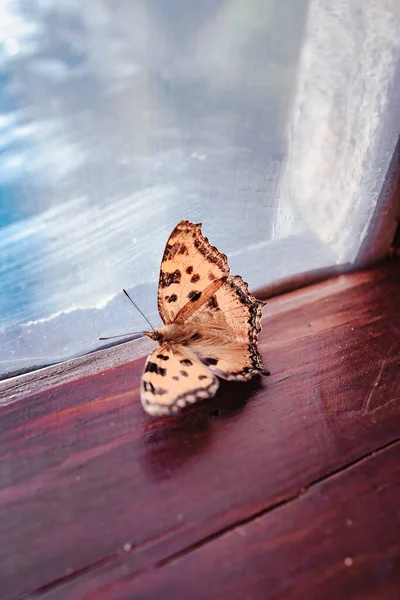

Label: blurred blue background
[1,0,400,376]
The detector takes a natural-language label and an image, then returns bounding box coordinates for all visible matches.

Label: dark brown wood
[0,261,399,600]
[44,441,399,600]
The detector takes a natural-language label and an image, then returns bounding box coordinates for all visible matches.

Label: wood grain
[0,260,399,599]
[47,440,399,600]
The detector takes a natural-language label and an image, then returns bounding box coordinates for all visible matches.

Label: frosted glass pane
[1,0,399,376]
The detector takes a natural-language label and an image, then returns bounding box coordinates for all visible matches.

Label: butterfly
[140,220,269,416]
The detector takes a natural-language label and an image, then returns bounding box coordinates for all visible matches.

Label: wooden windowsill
[0,259,399,599]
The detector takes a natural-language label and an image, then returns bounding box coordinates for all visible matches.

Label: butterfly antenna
[99,332,142,341]
[122,288,155,331]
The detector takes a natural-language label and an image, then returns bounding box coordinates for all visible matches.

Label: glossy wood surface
[0,260,399,599]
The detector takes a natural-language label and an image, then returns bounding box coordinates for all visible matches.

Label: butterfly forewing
[141,345,219,416]
[158,221,230,325]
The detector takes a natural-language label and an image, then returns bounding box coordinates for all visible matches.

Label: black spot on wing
[167,293,178,303]
[179,370,188,377]
[188,290,202,302]
[145,362,166,376]
[186,266,193,274]
[203,357,218,366]
[180,359,192,367]
[160,269,181,288]
[190,273,200,283]
[198,375,207,380]
[207,295,219,310]
[172,376,179,381]
[157,354,169,361]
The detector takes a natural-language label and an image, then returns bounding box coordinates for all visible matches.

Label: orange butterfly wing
[141,344,218,416]
[183,274,268,380]
[157,221,229,325]
[141,221,268,416]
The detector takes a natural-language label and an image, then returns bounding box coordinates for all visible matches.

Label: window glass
[1,0,399,376]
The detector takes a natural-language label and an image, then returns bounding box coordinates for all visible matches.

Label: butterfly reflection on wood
[137,220,269,416]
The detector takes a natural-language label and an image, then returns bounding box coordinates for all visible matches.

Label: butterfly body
[141,221,269,416]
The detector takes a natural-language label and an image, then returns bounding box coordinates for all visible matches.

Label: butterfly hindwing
[158,221,230,325]
[141,344,219,416]
[183,275,268,380]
